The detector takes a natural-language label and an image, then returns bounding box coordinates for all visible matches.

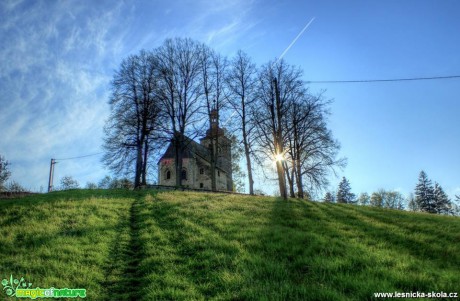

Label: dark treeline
[324,172,460,216]
[102,37,345,198]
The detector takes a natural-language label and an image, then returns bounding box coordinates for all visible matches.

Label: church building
[158,109,233,191]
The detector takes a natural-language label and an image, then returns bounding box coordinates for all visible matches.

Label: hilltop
[0,190,459,300]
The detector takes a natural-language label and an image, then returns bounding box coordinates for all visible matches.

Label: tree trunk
[134,141,143,188]
[141,138,148,186]
[244,142,254,195]
[295,158,304,199]
[276,159,287,199]
[284,162,295,198]
[174,133,183,187]
[294,135,304,199]
[210,140,217,191]
[274,78,287,200]
[289,163,296,198]
[242,124,254,195]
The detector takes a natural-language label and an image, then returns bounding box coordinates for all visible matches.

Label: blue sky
[1,0,459,199]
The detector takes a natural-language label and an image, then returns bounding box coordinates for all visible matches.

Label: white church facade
[158,110,233,191]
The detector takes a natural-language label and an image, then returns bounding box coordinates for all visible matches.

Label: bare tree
[155,38,204,187]
[407,193,419,211]
[369,189,404,209]
[357,192,370,206]
[200,46,228,191]
[284,93,345,197]
[60,176,79,190]
[253,60,304,199]
[229,134,246,192]
[0,155,11,191]
[226,50,257,195]
[253,59,344,198]
[5,181,26,192]
[102,50,163,187]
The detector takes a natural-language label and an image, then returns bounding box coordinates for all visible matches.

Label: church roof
[159,135,226,171]
[160,136,209,160]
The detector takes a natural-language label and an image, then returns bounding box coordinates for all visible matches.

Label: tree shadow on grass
[237,198,354,301]
[311,202,460,293]
[339,204,460,257]
[239,198,458,301]
[318,203,458,264]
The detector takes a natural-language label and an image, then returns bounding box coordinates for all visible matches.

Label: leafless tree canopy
[253,60,306,198]
[284,92,346,197]
[154,38,205,186]
[0,155,11,191]
[226,50,257,195]
[253,60,345,198]
[103,50,163,187]
[200,45,228,191]
[102,38,345,194]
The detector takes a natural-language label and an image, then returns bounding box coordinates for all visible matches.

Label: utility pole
[48,158,56,192]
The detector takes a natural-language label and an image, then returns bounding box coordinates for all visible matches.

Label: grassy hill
[0,190,459,300]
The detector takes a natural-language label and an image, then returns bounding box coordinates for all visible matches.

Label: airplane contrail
[223,17,316,127]
[274,17,315,66]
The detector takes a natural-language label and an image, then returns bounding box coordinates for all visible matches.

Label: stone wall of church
[195,158,227,190]
[158,157,197,188]
[158,157,227,190]
[199,135,232,190]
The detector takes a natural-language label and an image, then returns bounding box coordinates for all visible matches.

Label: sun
[274,153,284,162]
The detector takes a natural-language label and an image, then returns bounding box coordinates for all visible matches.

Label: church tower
[200,109,233,191]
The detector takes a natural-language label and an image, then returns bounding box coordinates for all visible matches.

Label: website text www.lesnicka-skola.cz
[374,291,458,298]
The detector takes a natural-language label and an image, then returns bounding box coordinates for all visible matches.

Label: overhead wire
[55,152,104,161]
[306,75,460,84]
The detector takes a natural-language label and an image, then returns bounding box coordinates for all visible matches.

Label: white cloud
[186,0,259,51]
[0,1,126,190]
[1,0,24,12]
[0,0,264,190]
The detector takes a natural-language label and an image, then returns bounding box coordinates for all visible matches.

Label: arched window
[166,170,171,180]
[181,169,187,180]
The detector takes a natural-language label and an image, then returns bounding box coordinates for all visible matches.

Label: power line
[55,152,104,161]
[306,75,460,84]
[48,152,104,192]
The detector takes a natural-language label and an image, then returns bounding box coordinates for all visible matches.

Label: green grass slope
[0,190,459,300]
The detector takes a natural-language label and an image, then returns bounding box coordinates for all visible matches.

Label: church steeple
[205,102,224,139]
[199,105,233,191]
[210,108,218,131]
